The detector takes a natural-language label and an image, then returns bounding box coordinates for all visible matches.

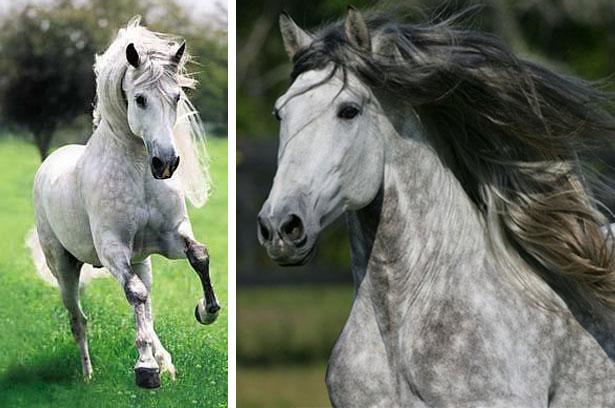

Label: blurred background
[0,0,228,157]
[0,0,229,406]
[236,0,615,406]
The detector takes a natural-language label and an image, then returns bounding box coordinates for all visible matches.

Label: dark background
[236,1,615,407]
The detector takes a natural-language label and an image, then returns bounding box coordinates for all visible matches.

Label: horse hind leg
[45,244,92,379]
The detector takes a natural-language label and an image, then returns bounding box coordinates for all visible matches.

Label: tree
[187,29,228,136]
[0,2,97,160]
[0,0,228,157]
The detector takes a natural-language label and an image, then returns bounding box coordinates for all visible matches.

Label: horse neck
[87,118,147,168]
[347,121,490,319]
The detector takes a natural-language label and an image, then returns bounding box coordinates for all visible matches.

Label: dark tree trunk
[33,128,54,161]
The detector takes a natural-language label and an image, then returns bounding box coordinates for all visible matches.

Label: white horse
[30,17,220,388]
[259,9,615,406]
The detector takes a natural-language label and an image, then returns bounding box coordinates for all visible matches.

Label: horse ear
[126,43,140,68]
[172,41,186,65]
[374,34,403,63]
[345,6,371,52]
[279,12,312,59]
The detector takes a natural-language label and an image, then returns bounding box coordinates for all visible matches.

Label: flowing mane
[290,10,615,308]
[93,16,209,207]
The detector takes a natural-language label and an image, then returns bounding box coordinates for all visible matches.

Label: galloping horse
[31,17,219,388]
[259,8,615,406]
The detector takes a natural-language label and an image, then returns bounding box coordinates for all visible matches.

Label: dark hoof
[195,301,220,325]
[135,367,161,389]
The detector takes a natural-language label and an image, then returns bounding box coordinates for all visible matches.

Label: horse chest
[83,167,187,261]
[133,181,187,259]
[326,293,403,407]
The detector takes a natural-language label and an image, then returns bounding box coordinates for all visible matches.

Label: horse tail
[26,228,109,287]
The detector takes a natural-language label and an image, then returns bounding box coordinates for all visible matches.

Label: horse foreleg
[97,243,160,388]
[160,222,221,325]
[132,300,160,388]
[184,236,221,325]
[133,259,176,380]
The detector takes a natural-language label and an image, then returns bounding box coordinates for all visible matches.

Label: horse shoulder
[546,314,615,405]
[327,289,399,407]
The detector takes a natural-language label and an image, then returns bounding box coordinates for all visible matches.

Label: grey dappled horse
[31,17,220,388]
[258,8,615,406]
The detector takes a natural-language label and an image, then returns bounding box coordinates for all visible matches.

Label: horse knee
[185,239,209,270]
[124,274,148,304]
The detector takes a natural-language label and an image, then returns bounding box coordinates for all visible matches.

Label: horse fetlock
[155,350,177,380]
[195,296,220,325]
[135,335,155,352]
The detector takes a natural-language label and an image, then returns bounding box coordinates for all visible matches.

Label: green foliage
[0,2,98,158]
[237,285,353,408]
[0,0,228,159]
[188,32,228,136]
[238,363,330,408]
[0,137,228,407]
[237,285,353,365]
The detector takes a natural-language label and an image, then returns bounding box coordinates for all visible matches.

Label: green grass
[238,286,353,365]
[0,137,228,407]
[238,363,331,408]
[237,286,353,408]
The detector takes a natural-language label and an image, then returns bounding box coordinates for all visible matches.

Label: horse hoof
[195,300,219,325]
[135,367,161,389]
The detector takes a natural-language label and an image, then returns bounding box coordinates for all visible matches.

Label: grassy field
[0,137,228,407]
[237,286,353,407]
[238,363,331,408]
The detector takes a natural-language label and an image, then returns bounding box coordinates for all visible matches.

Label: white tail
[26,228,110,287]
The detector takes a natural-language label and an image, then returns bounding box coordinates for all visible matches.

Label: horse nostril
[257,216,272,242]
[280,214,305,244]
[151,157,164,170]
[171,156,180,171]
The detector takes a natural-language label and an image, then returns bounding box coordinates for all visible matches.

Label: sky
[0,0,227,22]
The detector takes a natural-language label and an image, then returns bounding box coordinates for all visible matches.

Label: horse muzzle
[257,210,317,266]
[150,155,180,179]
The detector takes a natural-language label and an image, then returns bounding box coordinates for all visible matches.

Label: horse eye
[174,94,181,103]
[272,108,281,121]
[135,95,147,108]
[337,104,360,120]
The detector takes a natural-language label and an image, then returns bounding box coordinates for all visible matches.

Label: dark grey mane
[291,10,615,308]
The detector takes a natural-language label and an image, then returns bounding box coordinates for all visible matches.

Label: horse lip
[270,243,317,266]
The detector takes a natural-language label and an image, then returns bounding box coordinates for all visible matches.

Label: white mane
[93,16,209,207]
